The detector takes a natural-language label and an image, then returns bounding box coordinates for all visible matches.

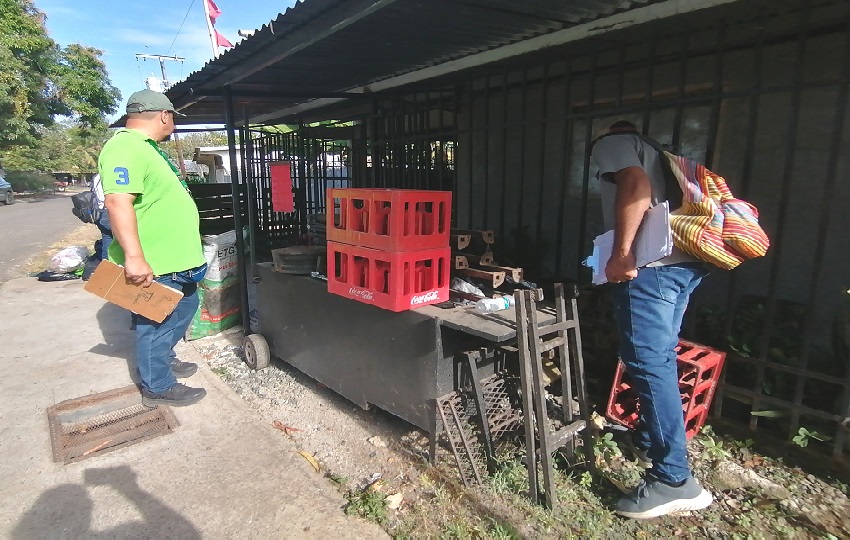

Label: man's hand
[606,252,638,284]
[124,255,154,287]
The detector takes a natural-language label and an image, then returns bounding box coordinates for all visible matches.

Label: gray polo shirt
[591,132,695,266]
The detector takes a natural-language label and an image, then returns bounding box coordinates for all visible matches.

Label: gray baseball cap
[125,89,186,116]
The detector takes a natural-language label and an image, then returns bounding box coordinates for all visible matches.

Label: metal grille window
[236,0,850,458]
[244,127,354,255]
[444,2,850,457]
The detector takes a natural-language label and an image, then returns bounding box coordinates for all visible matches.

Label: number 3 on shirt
[113,167,130,185]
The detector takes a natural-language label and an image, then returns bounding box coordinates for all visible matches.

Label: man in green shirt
[99,89,207,407]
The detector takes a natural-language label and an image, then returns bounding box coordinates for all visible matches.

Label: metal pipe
[223,86,251,335]
[243,108,259,282]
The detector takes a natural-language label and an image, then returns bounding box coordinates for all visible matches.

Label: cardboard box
[84,260,183,323]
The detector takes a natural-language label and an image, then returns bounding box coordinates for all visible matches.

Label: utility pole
[134,53,188,178]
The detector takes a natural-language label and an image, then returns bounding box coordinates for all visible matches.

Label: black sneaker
[142,383,207,407]
[171,359,198,378]
[615,476,713,519]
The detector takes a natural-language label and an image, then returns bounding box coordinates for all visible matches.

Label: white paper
[584,202,673,285]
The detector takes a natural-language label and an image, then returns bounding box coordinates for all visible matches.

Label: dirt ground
[194,330,850,539]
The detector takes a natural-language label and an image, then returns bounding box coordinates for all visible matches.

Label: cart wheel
[244,334,270,370]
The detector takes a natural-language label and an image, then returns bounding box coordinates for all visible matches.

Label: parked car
[0,174,13,205]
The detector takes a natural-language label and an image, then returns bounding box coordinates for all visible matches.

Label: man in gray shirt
[591,120,712,519]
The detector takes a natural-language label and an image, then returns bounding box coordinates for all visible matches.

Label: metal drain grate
[47,385,179,464]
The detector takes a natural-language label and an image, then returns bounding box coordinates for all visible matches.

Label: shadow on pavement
[10,465,201,539]
[92,302,140,386]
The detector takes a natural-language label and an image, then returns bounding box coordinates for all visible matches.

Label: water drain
[47,385,179,463]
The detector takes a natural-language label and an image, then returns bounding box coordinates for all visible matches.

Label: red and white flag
[206,0,222,24]
[215,29,234,48]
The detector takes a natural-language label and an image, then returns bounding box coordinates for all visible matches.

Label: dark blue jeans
[609,263,708,484]
[133,273,200,394]
[95,210,112,261]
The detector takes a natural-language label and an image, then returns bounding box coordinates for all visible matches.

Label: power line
[167,0,196,55]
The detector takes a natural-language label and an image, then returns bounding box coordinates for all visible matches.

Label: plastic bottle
[474,295,516,313]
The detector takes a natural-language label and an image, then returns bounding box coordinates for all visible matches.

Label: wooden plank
[451,229,494,244]
[479,263,522,282]
[450,234,471,250]
[459,268,505,288]
[416,303,556,342]
[454,250,494,266]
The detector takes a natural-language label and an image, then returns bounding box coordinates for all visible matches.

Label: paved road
[0,193,83,283]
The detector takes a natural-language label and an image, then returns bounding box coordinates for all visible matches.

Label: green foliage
[210,366,229,379]
[595,432,622,465]
[699,425,731,460]
[0,121,109,173]
[344,488,388,525]
[5,170,54,192]
[51,44,121,127]
[487,455,529,495]
[159,131,229,164]
[0,0,120,150]
[328,472,348,485]
[791,427,831,448]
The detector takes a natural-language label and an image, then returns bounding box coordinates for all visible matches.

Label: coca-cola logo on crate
[348,287,374,301]
[410,290,439,306]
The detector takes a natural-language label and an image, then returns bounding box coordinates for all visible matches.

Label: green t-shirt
[98,129,205,275]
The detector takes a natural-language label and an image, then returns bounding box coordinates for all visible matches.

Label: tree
[0,120,110,173]
[0,0,120,150]
[159,131,229,164]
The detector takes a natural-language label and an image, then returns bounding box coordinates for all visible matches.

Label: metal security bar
[443,2,850,458]
[239,1,850,458]
[366,91,457,193]
[243,126,354,258]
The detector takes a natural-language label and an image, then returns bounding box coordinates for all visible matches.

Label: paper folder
[584,201,673,285]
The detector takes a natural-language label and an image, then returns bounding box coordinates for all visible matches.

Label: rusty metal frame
[47,385,178,464]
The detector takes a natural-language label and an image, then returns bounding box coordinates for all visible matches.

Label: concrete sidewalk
[0,277,386,538]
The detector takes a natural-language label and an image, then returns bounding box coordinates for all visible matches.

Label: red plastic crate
[605,340,726,440]
[327,188,451,252]
[326,241,450,312]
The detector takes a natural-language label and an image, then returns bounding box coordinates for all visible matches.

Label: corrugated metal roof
[167,0,670,124]
[169,0,826,125]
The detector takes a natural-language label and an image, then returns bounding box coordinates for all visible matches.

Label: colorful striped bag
[662,152,770,270]
[592,129,770,270]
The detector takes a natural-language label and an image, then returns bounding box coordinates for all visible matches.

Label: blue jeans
[609,263,708,484]
[95,210,112,261]
[133,273,200,394]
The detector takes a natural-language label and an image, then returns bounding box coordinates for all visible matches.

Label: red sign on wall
[270,161,294,213]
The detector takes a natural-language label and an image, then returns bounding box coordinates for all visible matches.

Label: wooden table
[417,301,557,342]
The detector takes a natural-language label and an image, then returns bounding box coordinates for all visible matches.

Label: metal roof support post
[243,107,259,282]
[223,86,251,335]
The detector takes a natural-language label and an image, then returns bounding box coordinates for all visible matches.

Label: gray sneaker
[171,359,198,378]
[615,476,713,519]
[142,383,207,408]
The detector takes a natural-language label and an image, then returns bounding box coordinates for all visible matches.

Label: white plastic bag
[451,277,485,297]
[47,245,90,273]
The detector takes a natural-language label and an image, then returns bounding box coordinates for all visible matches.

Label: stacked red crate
[605,340,727,440]
[326,188,452,312]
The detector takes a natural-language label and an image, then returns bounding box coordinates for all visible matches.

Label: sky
[37,0,298,120]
